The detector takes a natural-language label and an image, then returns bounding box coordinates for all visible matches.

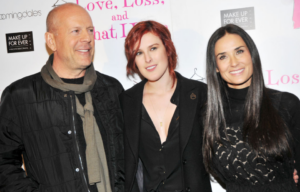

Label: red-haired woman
[119,20,212,192]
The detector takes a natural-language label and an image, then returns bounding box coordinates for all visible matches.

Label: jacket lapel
[122,72,200,158]
[122,80,146,160]
[177,73,199,154]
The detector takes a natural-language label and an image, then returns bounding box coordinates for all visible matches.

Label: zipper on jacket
[70,94,90,192]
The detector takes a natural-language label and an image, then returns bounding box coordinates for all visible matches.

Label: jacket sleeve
[288,94,300,191]
[281,92,300,190]
[0,86,39,192]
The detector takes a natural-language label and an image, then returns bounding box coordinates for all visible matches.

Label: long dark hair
[203,24,291,174]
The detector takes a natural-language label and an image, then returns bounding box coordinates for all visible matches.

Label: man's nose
[81,29,92,42]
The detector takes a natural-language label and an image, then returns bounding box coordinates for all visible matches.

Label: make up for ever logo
[220,7,255,30]
[6,31,34,53]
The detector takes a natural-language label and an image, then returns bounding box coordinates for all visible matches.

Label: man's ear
[45,32,57,52]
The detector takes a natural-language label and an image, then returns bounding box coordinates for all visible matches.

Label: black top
[139,81,183,192]
[121,72,212,192]
[212,86,300,192]
[61,77,98,192]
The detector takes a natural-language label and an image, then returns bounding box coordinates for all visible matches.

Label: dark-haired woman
[119,20,212,192]
[203,24,300,191]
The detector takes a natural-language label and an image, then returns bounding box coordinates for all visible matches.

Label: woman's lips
[230,68,244,75]
[146,65,157,71]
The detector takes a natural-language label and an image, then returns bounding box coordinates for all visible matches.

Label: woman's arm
[281,92,300,189]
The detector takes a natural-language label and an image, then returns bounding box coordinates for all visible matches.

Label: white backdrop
[1,0,300,191]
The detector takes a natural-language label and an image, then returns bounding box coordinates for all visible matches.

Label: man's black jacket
[0,71,125,192]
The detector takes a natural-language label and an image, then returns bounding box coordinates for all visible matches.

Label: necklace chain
[149,95,170,128]
[146,80,176,128]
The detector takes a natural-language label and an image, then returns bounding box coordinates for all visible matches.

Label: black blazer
[120,72,212,192]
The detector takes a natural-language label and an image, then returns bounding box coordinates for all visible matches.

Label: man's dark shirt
[139,82,183,192]
[61,77,98,192]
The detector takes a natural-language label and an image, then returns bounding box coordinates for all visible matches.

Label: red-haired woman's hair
[125,20,178,86]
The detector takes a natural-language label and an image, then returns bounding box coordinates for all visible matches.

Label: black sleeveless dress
[211,86,300,192]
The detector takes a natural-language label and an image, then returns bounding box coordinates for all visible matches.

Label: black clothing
[0,71,125,192]
[139,81,182,192]
[120,72,212,192]
[212,86,300,192]
[61,77,97,192]
[61,76,85,84]
[61,77,86,106]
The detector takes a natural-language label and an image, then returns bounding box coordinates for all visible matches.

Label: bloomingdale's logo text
[0,10,42,20]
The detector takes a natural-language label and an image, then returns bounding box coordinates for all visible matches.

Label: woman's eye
[237,49,244,54]
[136,52,142,56]
[219,55,226,60]
[151,47,157,51]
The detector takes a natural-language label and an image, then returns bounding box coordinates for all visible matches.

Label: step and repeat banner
[1,0,299,191]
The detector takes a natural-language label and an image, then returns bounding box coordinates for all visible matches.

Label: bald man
[0,3,124,192]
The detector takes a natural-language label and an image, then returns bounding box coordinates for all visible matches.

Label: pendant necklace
[149,94,170,128]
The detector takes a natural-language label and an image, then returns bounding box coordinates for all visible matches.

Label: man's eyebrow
[69,26,94,29]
